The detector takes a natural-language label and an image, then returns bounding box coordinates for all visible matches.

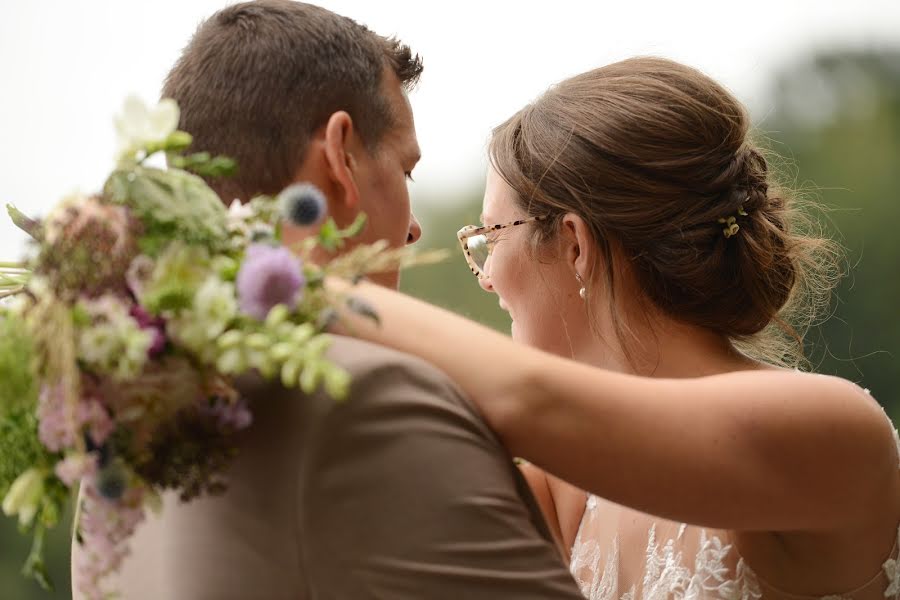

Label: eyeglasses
[456,216,546,279]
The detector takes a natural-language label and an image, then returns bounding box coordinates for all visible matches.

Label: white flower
[170,276,237,361]
[76,295,153,379]
[114,95,179,158]
[227,199,255,222]
[226,199,254,238]
[194,276,238,338]
[2,468,45,527]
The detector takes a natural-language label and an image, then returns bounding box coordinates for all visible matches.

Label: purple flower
[130,304,167,356]
[201,396,253,432]
[236,244,305,320]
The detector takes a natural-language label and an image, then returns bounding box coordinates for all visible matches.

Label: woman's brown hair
[489,57,841,367]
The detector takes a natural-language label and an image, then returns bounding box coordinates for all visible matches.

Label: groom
[72,1,583,598]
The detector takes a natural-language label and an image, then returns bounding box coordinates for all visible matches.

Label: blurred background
[1,1,898,597]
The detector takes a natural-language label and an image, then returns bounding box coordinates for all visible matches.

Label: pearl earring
[575,272,586,300]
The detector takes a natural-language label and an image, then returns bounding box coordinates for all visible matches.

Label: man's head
[163,0,423,287]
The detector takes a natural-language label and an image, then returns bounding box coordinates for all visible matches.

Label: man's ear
[561,212,594,280]
[322,110,362,212]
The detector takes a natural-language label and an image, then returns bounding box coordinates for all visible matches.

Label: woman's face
[478,168,585,354]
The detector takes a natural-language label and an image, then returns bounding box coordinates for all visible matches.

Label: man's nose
[406,213,422,245]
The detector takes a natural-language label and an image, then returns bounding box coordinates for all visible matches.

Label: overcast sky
[1,0,898,261]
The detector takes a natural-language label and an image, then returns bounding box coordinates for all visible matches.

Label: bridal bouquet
[0,97,440,599]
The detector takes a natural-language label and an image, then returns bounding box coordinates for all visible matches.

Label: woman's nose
[478,257,495,293]
[478,275,494,293]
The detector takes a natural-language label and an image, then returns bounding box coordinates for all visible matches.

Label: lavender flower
[236,244,305,320]
[201,396,253,431]
[279,182,327,226]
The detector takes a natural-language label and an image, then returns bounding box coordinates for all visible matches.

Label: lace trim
[569,396,900,600]
[570,506,900,600]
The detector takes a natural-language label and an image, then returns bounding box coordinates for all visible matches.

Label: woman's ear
[561,212,594,280]
[322,110,362,213]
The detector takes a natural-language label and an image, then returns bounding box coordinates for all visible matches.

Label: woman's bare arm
[330,279,900,532]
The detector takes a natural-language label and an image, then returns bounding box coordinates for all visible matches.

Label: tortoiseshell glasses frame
[456,216,547,279]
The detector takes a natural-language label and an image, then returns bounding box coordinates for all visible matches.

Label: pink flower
[38,386,115,453]
[74,483,145,600]
[37,385,79,452]
[236,244,305,320]
[55,453,99,487]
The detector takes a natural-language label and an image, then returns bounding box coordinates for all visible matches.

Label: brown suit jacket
[72,336,583,599]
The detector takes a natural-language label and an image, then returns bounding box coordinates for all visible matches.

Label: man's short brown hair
[162,0,423,201]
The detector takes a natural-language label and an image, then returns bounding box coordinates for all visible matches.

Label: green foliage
[166,151,238,179]
[141,243,213,314]
[214,307,351,399]
[765,49,900,419]
[0,410,45,500]
[0,312,38,417]
[6,204,41,240]
[104,166,229,255]
[317,214,367,252]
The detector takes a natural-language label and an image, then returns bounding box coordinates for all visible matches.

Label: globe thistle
[279,183,327,226]
[95,461,128,501]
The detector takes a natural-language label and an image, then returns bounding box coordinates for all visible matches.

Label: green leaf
[103,166,229,253]
[0,313,38,417]
[6,204,41,239]
[163,131,193,153]
[22,524,52,591]
[0,410,46,506]
[342,213,367,238]
[317,219,341,252]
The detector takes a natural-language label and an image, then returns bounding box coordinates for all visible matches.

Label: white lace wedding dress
[569,404,900,600]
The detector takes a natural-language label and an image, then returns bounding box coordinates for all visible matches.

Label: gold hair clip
[718,207,748,238]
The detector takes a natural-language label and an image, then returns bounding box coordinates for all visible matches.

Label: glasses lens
[467,234,490,271]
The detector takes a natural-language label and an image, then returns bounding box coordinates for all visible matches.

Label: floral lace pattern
[570,413,900,600]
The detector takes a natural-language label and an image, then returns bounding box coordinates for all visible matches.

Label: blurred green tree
[763,49,900,419]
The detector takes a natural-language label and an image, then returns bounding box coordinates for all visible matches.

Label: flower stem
[0,287,24,300]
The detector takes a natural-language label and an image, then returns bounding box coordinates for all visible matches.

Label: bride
[332,57,900,599]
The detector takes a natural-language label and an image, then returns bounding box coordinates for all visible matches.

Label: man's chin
[369,270,401,290]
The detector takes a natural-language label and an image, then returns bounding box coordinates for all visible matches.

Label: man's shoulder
[326,334,454,389]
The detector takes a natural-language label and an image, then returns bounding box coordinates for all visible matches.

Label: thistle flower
[279,183,327,226]
[236,244,305,320]
[95,461,128,501]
